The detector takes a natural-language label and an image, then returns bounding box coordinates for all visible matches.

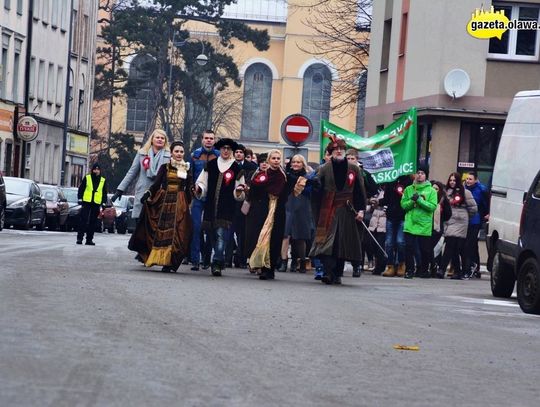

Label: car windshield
[41,188,58,201]
[62,188,78,203]
[5,178,30,196]
[113,195,130,208]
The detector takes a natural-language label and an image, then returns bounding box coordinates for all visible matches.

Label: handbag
[241,200,251,216]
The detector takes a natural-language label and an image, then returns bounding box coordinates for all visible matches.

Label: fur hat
[215,138,239,151]
[325,137,347,154]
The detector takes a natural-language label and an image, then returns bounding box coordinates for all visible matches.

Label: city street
[1,229,539,407]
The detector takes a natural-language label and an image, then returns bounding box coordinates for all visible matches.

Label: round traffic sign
[281,114,313,146]
[16,116,39,142]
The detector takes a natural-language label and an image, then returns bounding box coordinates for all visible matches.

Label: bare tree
[291,0,371,114]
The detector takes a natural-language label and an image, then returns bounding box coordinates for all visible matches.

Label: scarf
[266,166,287,196]
[147,148,166,178]
[170,159,190,179]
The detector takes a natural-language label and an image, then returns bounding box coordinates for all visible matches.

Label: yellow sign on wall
[68,133,89,154]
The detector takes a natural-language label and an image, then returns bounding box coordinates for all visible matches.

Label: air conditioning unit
[25,156,31,170]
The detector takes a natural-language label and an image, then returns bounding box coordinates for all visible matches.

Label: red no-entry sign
[280,114,313,146]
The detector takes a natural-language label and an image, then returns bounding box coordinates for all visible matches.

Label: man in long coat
[310,138,367,284]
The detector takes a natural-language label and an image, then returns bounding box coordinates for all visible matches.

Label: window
[489,3,540,61]
[37,60,45,101]
[532,175,540,199]
[28,57,35,98]
[12,39,22,102]
[458,122,504,187]
[355,71,368,136]
[4,0,10,10]
[241,63,272,140]
[42,0,49,23]
[47,63,54,103]
[33,0,40,20]
[4,141,12,176]
[51,0,59,27]
[82,14,89,58]
[16,0,22,14]
[60,0,69,31]
[71,9,78,53]
[1,34,9,99]
[126,54,156,133]
[55,66,63,106]
[78,88,85,128]
[301,63,332,141]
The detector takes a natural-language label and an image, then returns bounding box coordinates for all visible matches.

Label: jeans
[385,219,405,266]
[77,203,100,242]
[210,226,229,265]
[404,232,431,276]
[190,199,204,264]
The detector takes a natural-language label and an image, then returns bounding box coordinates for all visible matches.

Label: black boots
[277,258,288,272]
[352,266,361,278]
[211,261,223,276]
[298,258,307,274]
[290,258,298,273]
[259,267,275,280]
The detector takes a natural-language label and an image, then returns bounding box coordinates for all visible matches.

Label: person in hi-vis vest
[77,163,108,245]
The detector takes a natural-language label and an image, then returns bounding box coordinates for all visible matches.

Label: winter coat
[401,181,437,237]
[443,187,478,238]
[368,191,386,233]
[466,181,489,225]
[284,170,319,240]
[117,149,171,219]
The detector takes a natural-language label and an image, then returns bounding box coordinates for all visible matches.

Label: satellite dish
[444,69,471,99]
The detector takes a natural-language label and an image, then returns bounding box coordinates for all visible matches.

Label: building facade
[1,0,98,187]
[366,0,540,185]
[96,0,366,165]
[0,0,28,177]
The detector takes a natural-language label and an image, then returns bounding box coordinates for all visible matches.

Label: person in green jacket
[401,165,437,279]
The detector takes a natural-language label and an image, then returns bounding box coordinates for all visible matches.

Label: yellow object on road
[393,345,420,351]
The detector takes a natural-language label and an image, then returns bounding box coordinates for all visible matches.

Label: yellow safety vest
[82,174,105,204]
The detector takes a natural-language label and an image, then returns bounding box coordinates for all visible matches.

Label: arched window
[355,70,368,136]
[126,54,156,133]
[241,63,272,140]
[301,63,332,141]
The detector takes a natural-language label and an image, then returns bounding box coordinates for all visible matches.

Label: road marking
[446,295,519,308]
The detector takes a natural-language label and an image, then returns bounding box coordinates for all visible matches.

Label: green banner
[320,107,418,183]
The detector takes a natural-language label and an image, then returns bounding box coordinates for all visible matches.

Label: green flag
[320,107,418,183]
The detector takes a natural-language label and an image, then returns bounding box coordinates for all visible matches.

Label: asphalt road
[1,229,539,407]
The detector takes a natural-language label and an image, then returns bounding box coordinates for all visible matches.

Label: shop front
[67,132,89,187]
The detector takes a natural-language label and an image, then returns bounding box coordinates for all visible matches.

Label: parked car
[4,176,46,230]
[126,196,136,233]
[0,173,6,231]
[487,90,540,298]
[39,184,70,231]
[113,195,133,234]
[60,187,81,232]
[97,195,116,233]
[514,169,540,314]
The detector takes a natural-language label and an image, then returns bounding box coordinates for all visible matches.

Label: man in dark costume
[310,138,367,284]
[194,138,246,276]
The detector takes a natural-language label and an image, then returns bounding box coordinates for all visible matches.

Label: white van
[487,90,540,298]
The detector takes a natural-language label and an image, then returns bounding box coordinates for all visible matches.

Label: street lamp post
[165,34,208,141]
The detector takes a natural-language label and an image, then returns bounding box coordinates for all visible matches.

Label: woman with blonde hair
[278,154,319,273]
[245,149,288,280]
[112,129,171,221]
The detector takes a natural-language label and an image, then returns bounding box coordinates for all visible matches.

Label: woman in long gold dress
[128,141,192,272]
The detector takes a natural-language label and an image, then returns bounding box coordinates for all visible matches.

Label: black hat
[417,163,430,178]
[92,163,101,171]
[215,138,239,151]
[235,143,246,153]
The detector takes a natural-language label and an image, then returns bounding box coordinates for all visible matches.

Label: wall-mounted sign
[68,133,89,155]
[458,161,475,168]
[0,109,13,132]
[16,116,39,142]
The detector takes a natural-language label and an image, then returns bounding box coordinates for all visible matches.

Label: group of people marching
[77,127,488,285]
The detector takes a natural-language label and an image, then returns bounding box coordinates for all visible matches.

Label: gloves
[140,190,151,204]
[411,193,420,202]
[111,190,123,202]
[77,199,83,205]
